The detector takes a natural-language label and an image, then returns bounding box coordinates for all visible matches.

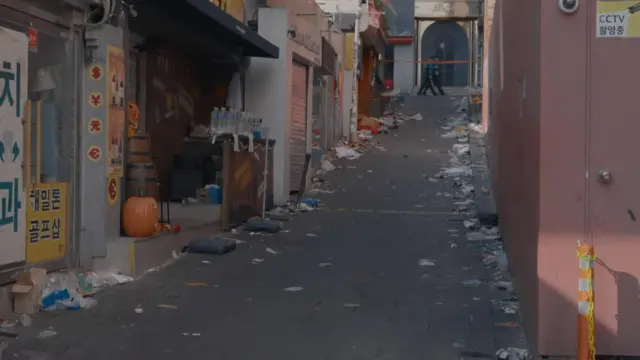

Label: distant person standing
[430,55,446,96]
[417,58,438,96]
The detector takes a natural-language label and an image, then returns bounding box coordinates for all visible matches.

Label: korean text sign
[597,1,640,38]
[0,26,27,266]
[26,183,67,263]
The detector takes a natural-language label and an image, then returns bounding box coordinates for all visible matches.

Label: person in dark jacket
[417,58,438,96]
[430,56,446,96]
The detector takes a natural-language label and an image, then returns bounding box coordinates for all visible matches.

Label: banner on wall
[596,1,640,38]
[26,183,67,263]
[0,27,28,266]
[107,45,125,176]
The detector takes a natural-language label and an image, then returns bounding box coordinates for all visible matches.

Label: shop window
[0,18,75,185]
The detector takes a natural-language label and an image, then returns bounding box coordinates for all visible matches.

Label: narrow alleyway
[6,96,524,360]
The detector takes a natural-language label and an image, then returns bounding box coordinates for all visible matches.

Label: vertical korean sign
[106,45,125,176]
[0,27,27,266]
[26,183,67,263]
[596,1,640,38]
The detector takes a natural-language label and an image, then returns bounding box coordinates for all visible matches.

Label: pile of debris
[435,97,530,360]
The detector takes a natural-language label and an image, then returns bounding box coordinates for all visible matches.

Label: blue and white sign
[0,26,27,265]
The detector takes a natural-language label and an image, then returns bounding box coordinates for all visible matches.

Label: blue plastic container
[207,185,222,204]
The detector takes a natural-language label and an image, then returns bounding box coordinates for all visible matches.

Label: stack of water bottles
[209,107,264,140]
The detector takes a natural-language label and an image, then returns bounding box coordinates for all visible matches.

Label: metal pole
[349,4,361,142]
[261,134,269,219]
[577,241,596,360]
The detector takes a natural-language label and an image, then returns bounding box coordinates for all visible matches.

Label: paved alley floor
[5,95,525,360]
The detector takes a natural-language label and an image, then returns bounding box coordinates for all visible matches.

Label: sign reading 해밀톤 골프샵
[26,183,68,263]
[596,1,640,38]
[0,26,28,266]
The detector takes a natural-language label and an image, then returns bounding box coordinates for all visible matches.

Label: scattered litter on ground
[482,249,509,271]
[265,247,279,255]
[408,113,423,121]
[201,260,212,264]
[419,259,436,266]
[157,304,178,310]
[466,229,501,242]
[494,281,514,291]
[464,219,479,228]
[182,332,201,336]
[306,233,319,237]
[495,322,520,328]
[302,198,320,208]
[321,159,336,172]
[452,341,465,348]
[496,347,530,360]
[461,279,482,286]
[318,262,333,268]
[40,271,99,311]
[284,287,304,292]
[185,282,208,287]
[335,145,362,160]
[297,202,314,212]
[134,306,143,314]
[343,303,360,308]
[18,314,32,327]
[36,330,57,339]
[251,258,264,265]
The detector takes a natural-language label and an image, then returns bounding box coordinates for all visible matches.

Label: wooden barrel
[127,134,152,163]
[126,162,159,200]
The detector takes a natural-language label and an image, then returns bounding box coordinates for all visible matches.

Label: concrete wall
[393,44,415,93]
[245,7,319,204]
[316,0,361,14]
[80,25,124,267]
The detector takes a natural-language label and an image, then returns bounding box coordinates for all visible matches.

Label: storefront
[72,0,280,275]
[358,1,387,117]
[245,7,321,204]
[0,0,84,281]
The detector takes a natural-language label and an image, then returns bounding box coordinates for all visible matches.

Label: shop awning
[129,0,279,59]
[182,0,279,58]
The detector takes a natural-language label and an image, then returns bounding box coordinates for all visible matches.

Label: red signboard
[27,28,38,52]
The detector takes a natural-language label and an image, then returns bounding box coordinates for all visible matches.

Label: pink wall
[537,0,589,356]
[488,0,640,356]
[486,0,542,353]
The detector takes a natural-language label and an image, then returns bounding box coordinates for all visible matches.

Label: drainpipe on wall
[349,2,362,142]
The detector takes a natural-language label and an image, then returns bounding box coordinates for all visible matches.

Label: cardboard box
[11,268,47,314]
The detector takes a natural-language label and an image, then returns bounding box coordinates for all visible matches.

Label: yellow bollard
[577,241,596,360]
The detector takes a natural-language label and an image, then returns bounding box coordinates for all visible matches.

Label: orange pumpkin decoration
[122,194,159,237]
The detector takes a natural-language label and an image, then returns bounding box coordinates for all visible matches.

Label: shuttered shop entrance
[290,61,308,193]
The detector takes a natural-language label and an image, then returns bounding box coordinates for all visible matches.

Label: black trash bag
[183,237,237,255]
[245,216,282,233]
